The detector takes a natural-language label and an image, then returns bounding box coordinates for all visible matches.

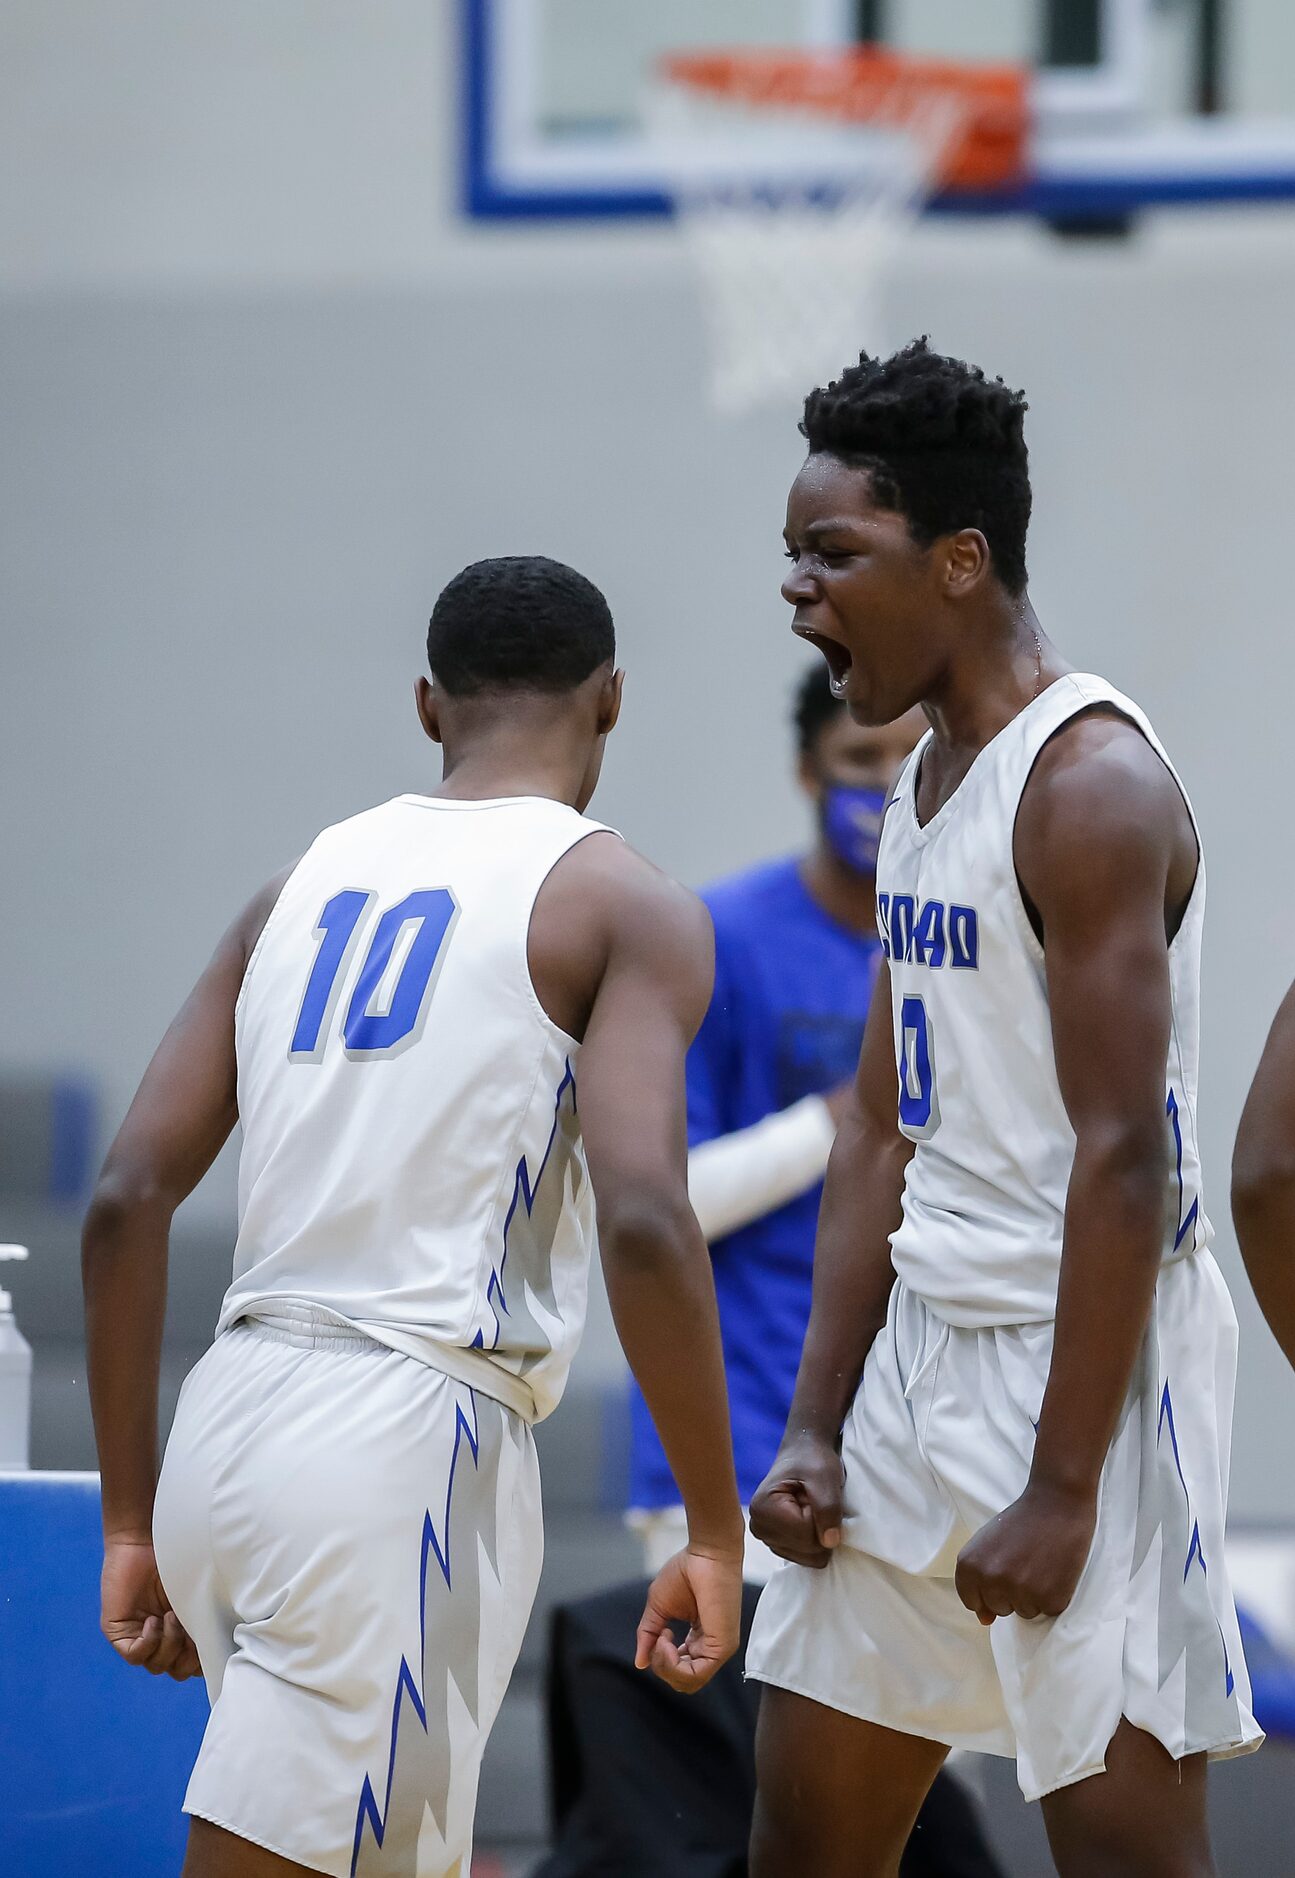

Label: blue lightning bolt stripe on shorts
[154,1313,541,1875]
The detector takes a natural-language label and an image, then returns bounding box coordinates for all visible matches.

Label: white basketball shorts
[746,1250,1263,1801]
[153,1314,542,1876]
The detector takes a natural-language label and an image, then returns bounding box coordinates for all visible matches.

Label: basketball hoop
[649,49,1029,415]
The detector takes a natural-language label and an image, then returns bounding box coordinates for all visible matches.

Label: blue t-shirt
[627,856,884,1508]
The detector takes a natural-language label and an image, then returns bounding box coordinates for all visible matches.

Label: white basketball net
[650,67,967,416]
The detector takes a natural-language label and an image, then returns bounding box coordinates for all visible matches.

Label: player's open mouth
[794,625,853,699]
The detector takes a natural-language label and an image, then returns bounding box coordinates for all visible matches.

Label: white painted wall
[4,1,1295,1512]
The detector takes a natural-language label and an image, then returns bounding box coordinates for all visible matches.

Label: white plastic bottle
[0,1244,32,1470]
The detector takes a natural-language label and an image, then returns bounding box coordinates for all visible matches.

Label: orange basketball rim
[659,47,1030,195]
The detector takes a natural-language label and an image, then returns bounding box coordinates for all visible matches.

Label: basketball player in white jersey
[81,555,745,1877]
[743,342,1262,1877]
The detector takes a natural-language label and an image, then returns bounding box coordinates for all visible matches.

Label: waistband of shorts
[896,1245,1207,1333]
[224,1302,539,1422]
[236,1304,383,1354]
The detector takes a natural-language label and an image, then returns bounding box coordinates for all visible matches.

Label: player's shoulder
[239,799,401,917]
[230,797,414,966]
[1024,704,1186,836]
[543,829,710,947]
[316,794,420,840]
[531,831,712,1031]
[1016,703,1193,901]
[270,796,415,878]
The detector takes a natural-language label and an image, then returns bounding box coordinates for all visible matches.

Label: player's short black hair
[801,338,1031,594]
[427,556,615,697]
[793,661,844,757]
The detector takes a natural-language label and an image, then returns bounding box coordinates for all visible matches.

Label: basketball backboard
[461,0,1295,222]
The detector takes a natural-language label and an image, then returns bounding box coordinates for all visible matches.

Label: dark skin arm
[955,714,1197,1624]
[530,834,745,1689]
[1232,978,1295,1370]
[748,958,913,1567]
[81,869,291,1678]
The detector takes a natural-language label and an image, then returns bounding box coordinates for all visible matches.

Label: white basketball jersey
[877,673,1210,1327]
[217,793,615,1421]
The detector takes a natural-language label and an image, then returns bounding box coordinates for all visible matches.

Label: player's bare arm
[954,713,1197,1625]
[81,867,291,1678]
[530,833,745,1692]
[1233,976,1295,1369]
[748,958,913,1569]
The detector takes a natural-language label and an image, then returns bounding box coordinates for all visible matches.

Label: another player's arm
[569,854,744,1692]
[748,959,913,1568]
[686,1098,840,1242]
[956,720,1190,1625]
[1232,978,1295,1369]
[81,869,290,1677]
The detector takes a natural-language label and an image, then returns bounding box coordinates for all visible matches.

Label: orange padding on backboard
[660,48,1029,193]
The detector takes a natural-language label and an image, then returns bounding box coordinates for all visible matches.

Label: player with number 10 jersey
[82,556,745,1878]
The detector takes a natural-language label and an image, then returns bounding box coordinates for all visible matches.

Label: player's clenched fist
[749,1430,845,1570]
[954,1479,1098,1625]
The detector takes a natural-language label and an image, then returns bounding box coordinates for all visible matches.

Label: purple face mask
[822,782,887,878]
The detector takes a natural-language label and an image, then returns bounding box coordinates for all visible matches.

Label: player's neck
[800,848,878,938]
[432,741,585,809]
[923,598,1065,761]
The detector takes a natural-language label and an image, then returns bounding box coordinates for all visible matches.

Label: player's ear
[597,666,625,737]
[945,528,992,599]
[415,675,443,745]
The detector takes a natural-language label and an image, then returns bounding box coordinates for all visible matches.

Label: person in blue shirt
[541,671,1004,1878]
[628,664,924,1566]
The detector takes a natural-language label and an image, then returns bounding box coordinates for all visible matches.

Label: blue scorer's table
[0,1472,206,1875]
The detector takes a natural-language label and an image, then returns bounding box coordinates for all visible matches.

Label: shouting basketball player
[81,557,744,1877]
[745,342,1262,1878]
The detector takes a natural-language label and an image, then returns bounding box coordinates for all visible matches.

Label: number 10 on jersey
[288,888,459,1062]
